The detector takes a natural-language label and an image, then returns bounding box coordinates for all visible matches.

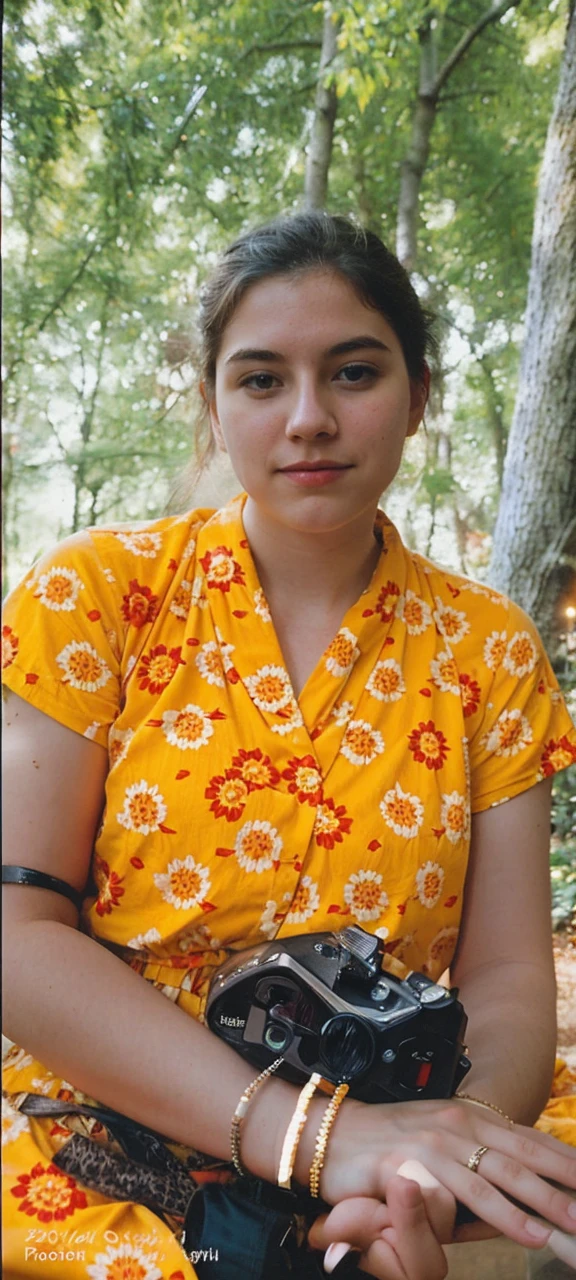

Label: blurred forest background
[2,0,576,930]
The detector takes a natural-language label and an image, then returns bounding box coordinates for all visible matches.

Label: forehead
[218,268,401,357]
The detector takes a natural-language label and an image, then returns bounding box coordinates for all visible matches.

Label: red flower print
[230,748,281,790]
[93,854,125,916]
[205,771,250,821]
[314,797,353,849]
[137,644,185,694]
[2,624,19,669]
[121,579,159,627]
[200,545,246,592]
[459,673,482,717]
[541,735,576,777]
[407,721,450,770]
[374,580,401,623]
[282,755,323,805]
[11,1162,88,1222]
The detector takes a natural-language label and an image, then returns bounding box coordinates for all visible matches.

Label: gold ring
[467,1145,489,1173]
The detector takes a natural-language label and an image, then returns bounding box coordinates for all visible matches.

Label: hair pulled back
[198,211,434,393]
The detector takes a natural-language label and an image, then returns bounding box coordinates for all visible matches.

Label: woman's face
[207,268,427,535]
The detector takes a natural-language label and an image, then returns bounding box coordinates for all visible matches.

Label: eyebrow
[224,335,391,364]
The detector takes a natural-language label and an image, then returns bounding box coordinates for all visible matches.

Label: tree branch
[433,0,521,98]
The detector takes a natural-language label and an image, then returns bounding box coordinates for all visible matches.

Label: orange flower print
[482,709,533,757]
[344,870,388,922]
[503,630,538,679]
[2,624,19,669]
[35,566,83,611]
[205,771,250,821]
[415,861,445,909]
[11,1161,88,1222]
[380,782,424,838]
[235,820,283,873]
[271,699,305,736]
[114,529,162,558]
[396,590,432,636]
[200,545,246,592]
[245,664,293,713]
[108,725,134,768]
[254,589,272,621]
[314,798,353,849]
[425,926,458,979]
[117,780,168,833]
[169,579,193,620]
[366,658,405,702]
[408,721,450,770]
[483,630,507,670]
[137,644,185,694]
[433,597,470,644]
[231,748,281,791]
[459,673,482,717]
[325,627,359,678]
[282,755,323,805]
[162,704,216,750]
[56,640,112,692]
[429,651,460,696]
[541,735,576,777]
[86,1241,163,1279]
[196,641,226,688]
[121,579,159,628]
[440,791,470,845]
[154,855,211,909]
[93,854,125,916]
[285,875,320,924]
[374,580,401,622]
[341,720,385,767]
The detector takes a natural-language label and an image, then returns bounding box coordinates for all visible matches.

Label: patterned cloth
[3,491,576,1278]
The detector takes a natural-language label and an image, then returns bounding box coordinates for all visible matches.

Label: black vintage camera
[207,925,471,1102]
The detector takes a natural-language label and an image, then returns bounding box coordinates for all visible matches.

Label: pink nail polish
[525,1219,551,1241]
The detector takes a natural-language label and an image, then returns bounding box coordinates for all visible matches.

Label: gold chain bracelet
[230,1057,284,1176]
[278,1072,334,1190]
[456,1093,514,1127]
[309,1082,349,1198]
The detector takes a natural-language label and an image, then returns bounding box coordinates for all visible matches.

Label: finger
[372,1177,447,1280]
[396,1159,456,1244]
[479,1120,576,1192]
[464,1146,576,1235]
[425,1155,554,1250]
[309,1199,392,1252]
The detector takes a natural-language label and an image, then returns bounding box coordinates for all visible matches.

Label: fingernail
[568,1200,576,1219]
[525,1219,551,1241]
[549,1230,576,1267]
[324,1243,352,1273]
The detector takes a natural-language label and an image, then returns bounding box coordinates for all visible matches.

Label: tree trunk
[488,4,576,650]
[304,2,339,210]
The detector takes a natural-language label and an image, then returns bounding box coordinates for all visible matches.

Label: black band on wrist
[1,865,83,911]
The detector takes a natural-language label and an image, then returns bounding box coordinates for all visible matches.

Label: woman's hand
[309,1176,450,1280]
[320,1096,576,1250]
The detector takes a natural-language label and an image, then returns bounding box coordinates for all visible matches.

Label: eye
[240,372,279,391]
[336,363,378,385]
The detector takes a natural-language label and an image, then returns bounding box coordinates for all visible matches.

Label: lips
[279,462,351,472]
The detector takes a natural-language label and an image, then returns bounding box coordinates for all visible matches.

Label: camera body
[206,925,471,1102]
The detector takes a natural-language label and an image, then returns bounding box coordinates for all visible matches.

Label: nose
[284,376,338,441]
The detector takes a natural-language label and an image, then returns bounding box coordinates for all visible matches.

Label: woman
[3,212,576,1280]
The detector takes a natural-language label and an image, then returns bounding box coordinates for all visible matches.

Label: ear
[406,362,430,438]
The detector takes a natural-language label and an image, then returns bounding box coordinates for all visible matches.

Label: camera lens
[264,1023,292,1053]
[319,1015,375,1080]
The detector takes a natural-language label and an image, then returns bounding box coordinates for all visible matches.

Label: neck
[242,497,382,613]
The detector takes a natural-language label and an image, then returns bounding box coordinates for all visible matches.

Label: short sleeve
[467,598,576,813]
[2,531,124,746]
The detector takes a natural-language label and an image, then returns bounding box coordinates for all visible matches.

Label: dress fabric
[2,491,576,1279]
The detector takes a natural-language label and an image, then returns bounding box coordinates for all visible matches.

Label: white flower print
[481,709,533,758]
[440,791,470,845]
[183,536,197,558]
[235,820,283,874]
[483,630,507,670]
[101,566,116,584]
[433,597,470,644]
[191,574,208,608]
[161,705,215,750]
[154,855,211,910]
[259,900,281,939]
[126,927,162,950]
[332,701,354,725]
[254,589,272,621]
[340,720,385,767]
[344,870,389,922]
[380,782,424,839]
[429,650,460,695]
[114,529,162,557]
[366,658,405,703]
[35,565,83,611]
[117,780,167,834]
[5,1048,33,1072]
[215,627,236,674]
[325,627,360,678]
[196,641,226,688]
[395,590,432,635]
[374,925,390,941]
[285,876,320,924]
[108,725,134,767]
[415,861,445,909]
[169,579,193,619]
[87,1243,163,1280]
[245,664,294,713]
[2,1097,30,1146]
[176,922,221,953]
[56,640,112,692]
[83,722,100,741]
[503,630,538,679]
[271,706,305,735]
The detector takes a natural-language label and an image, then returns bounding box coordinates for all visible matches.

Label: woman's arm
[450,779,557,1123]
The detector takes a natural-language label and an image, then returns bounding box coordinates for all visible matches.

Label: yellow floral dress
[2,492,576,1279]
